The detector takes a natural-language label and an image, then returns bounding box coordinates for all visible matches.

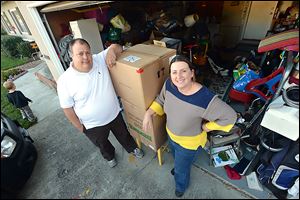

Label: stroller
[228,28,299,148]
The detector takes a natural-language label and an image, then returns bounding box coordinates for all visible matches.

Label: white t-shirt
[57,48,121,129]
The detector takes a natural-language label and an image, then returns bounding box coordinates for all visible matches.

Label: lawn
[1,53,29,70]
[1,85,34,129]
[1,53,35,128]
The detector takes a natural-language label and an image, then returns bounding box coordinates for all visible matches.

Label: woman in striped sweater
[143,55,237,197]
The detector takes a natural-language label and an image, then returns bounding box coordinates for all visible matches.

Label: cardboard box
[110,49,169,110]
[129,44,177,80]
[154,37,182,54]
[121,99,167,151]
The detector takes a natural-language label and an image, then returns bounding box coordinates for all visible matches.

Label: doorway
[242,1,278,40]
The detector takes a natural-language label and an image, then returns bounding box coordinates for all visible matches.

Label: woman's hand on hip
[202,123,212,132]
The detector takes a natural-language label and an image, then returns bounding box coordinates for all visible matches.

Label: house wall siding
[12,1,64,81]
[1,1,34,41]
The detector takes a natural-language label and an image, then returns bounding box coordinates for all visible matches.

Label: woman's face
[170,61,194,90]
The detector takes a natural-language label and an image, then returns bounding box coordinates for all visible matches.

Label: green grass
[1,85,36,129]
[1,52,35,128]
[1,53,29,70]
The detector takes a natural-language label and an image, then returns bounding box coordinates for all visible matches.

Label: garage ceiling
[40,1,112,13]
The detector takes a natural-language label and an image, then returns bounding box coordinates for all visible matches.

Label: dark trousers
[83,112,137,161]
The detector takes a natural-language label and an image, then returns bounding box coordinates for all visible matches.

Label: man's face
[71,42,93,72]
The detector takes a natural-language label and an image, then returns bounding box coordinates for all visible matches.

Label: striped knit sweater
[150,78,237,150]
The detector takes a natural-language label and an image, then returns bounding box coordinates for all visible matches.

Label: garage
[2,1,299,199]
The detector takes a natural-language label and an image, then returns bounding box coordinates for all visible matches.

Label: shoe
[171,168,174,176]
[131,148,144,159]
[29,117,38,122]
[175,190,184,197]
[107,158,117,168]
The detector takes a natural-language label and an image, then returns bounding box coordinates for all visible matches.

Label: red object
[183,44,199,50]
[83,7,110,25]
[288,76,299,85]
[229,88,254,104]
[245,67,284,101]
[224,165,241,180]
[258,28,299,53]
[136,68,144,74]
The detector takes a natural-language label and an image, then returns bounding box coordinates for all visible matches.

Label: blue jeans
[168,136,202,193]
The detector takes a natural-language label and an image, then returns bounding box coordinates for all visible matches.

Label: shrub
[2,68,25,81]
[17,42,34,58]
[1,28,7,35]
[1,35,23,58]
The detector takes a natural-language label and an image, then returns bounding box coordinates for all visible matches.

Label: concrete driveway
[15,62,255,199]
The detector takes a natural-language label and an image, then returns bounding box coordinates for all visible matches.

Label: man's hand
[106,44,122,68]
[63,108,84,133]
[75,124,84,133]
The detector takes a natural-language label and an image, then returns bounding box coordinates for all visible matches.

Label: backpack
[271,141,299,190]
[256,139,291,185]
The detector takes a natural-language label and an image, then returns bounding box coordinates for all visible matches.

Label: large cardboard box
[110,50,169,110]
[121,99,167,151]
[129,44,176,80]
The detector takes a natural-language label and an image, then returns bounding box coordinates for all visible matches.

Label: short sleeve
[57,75,74,108]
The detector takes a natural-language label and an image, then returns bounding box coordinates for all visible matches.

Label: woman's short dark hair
[68,38,91,56]
[169,54,198,83]
[169,54,197,72]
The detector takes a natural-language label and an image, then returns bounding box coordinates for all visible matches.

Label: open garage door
[40,1,112,13]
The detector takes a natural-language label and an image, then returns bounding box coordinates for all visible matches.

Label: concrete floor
[15,62,258,199]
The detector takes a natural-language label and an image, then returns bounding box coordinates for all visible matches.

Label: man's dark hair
[68,38,91,57]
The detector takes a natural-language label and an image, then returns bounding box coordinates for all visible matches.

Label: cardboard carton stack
[109,44,176,151]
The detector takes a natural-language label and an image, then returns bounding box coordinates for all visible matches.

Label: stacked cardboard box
[109,44,176,151]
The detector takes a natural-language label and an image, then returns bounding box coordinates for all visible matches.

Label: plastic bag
[110,14,131,33]
[233,70,260,92]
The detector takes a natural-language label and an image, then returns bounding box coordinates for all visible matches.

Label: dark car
[1,113,37,195]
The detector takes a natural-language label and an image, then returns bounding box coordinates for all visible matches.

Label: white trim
[39,1,112,13]
[9,8,30,35]
[26,1,57,8]
[1,12,15,34]
[25,6,64,76]
[22,38,35,42]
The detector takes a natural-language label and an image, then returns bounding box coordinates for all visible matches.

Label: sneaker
[175,190,184,197]
[131,148,144,159]
[29,117,37,122]
[107,158,117,168]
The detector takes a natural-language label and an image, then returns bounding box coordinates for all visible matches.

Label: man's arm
[106,44,123,68]
[63,107,83,132]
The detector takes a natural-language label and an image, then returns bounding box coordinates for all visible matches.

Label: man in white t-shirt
[57,38,143,168]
